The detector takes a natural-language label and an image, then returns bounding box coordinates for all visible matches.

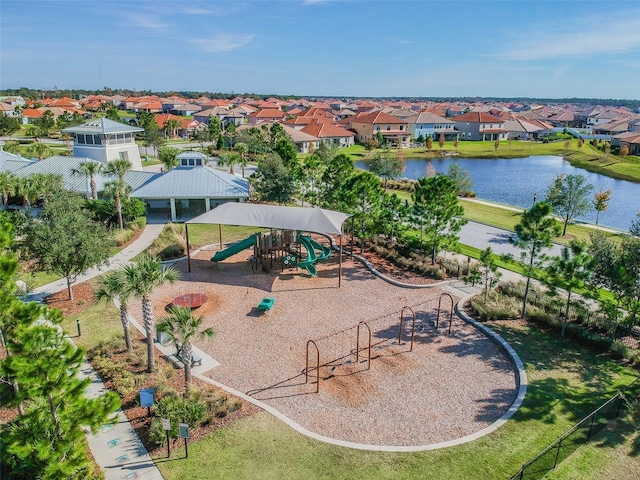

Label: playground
[141,236,519,448]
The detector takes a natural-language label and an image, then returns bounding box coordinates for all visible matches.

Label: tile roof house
[612,131,640,155]
[300,120,354,148]
[451,112,507,141]
[247,108,285,125]
[349,111,410,146]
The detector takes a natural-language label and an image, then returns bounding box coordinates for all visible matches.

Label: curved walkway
[26,224,165,480]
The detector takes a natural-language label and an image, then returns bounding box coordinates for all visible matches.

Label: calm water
[355,156,639,232]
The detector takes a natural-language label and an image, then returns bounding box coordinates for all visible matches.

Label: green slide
[211,234,257,262]
[297,234,331,276]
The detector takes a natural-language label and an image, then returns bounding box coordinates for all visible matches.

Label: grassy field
[152,321,638,480]
[186,224,266,248]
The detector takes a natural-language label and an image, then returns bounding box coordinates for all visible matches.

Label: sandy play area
[141,244,518,447]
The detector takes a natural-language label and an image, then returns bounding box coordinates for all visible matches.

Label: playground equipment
[172,286,208,309]
[210,229,332,277]
[211,233,259,262]
[297,233,332,276]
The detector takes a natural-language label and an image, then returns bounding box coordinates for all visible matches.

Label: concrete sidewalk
[25,223,166,480]
[26,224,164,303]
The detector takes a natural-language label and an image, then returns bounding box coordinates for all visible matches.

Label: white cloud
[302,0,333,5]
[498,10,640,60]
[126,14,168,31]
[190,34,255,53]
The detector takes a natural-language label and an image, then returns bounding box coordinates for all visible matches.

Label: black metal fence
[509,378,640,480]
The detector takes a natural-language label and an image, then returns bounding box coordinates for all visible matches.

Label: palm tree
[94,271,133,351]
[27,142,52,161]
[103,180,130,231]
[16,176,41,209]
[217,152,239,175]
[163,118,181,139]
[104,159,132,230]
[0,172,17,210]
[71,161,103,199]
[157,306,214,385]
[31,173,63,206]
[121,253,180,373]
[234,142,249,177]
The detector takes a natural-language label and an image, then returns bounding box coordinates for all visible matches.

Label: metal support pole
[76,319,81,337]
[219,224,223,250]
[185,223,191,273]
[338,234,343,288]
[166,431,170,458]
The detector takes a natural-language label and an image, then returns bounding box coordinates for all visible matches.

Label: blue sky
[1,0,639,99]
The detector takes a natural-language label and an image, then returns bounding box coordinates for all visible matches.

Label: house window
[189,158,195,166]
[375,125,381,131]
[196,159,202,165]
[400,125,404,131]
[119,151,129,161]
[386,125,391,131]
[94,135,102,145]
[86,135,94,145]
[77,134,85,144]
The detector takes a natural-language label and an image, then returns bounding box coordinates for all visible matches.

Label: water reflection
[355,155,638,232]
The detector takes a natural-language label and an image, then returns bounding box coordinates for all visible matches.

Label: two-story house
[349,111,410,146]
[451,112,507,141]
[405,112,457,141]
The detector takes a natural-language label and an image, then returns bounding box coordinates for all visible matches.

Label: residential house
[349,111,410,146]
[281,124,320,153]
[612,131,640,155]
[405,112,457,141]
[247,108,285,125]
[300,120,353,148]
[451,112,507,141]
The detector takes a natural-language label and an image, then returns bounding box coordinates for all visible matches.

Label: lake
[354,155,639,232]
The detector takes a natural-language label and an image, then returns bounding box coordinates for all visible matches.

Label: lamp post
[533,193,537,205]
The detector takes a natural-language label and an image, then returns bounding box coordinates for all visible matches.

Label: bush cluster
[385,178,416,193]
[112,216,147,246]
[468,288,640,367]
[148,386,241,447]
[91,355,136,396]
[147,222,186,260]
[370,236,467,280]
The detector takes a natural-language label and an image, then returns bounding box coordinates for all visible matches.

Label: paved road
[459,221,565,258]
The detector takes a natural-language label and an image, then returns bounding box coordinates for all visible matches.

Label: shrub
[200,387,242,420]
[150,393,207,446]
[91,355,136,396]
[147,222,187,260]
[470,291,521,321]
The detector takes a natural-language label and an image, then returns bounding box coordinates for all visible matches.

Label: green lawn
[59,282,124,351]
[153,321,638,480]
[186,224,267,248]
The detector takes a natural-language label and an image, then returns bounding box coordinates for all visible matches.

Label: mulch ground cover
[1,247,454,448]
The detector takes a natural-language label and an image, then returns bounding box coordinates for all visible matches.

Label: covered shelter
[185,203,350,286]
